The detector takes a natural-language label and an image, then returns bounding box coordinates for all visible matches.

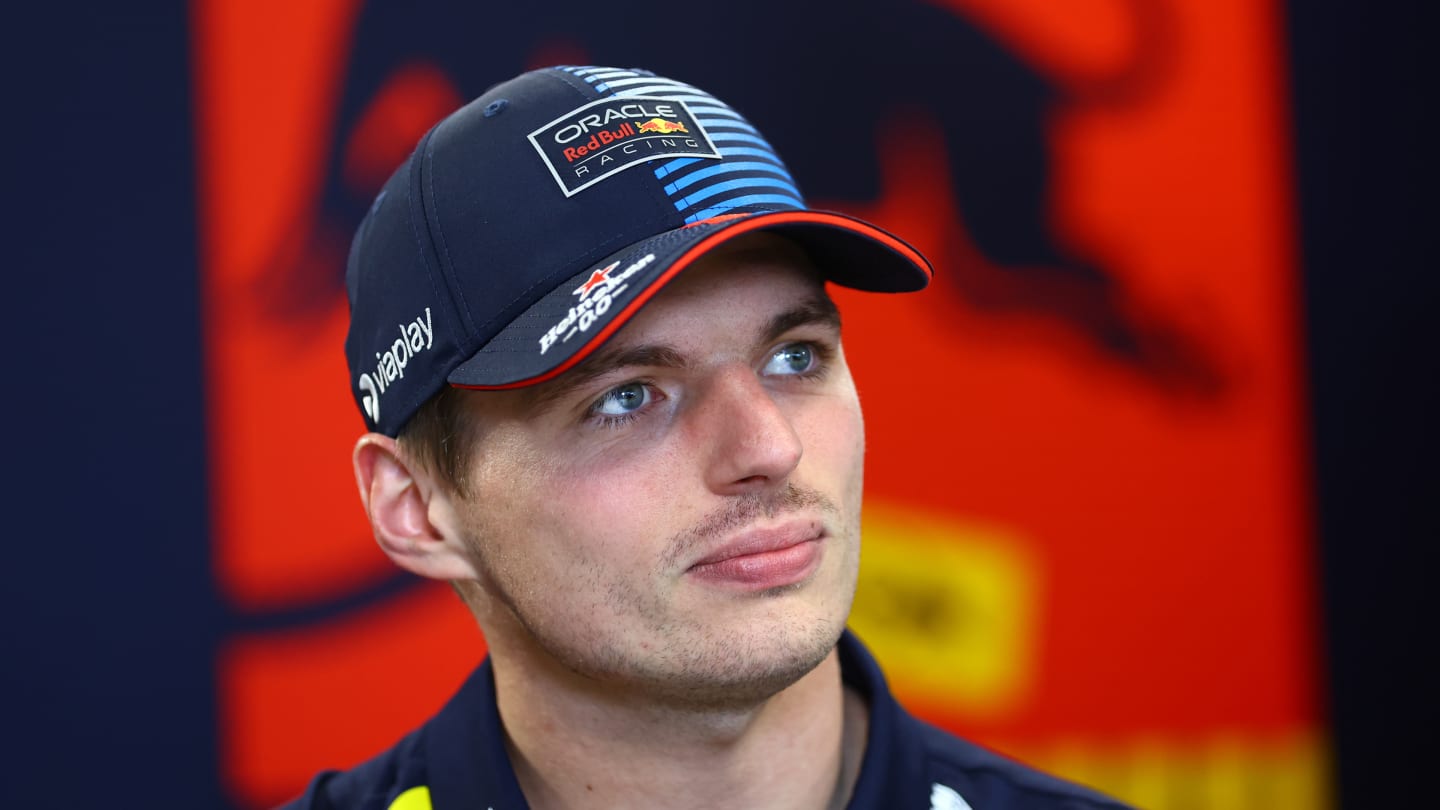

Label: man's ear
[353,433,478,581]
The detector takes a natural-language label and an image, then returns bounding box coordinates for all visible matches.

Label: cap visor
[448,209,932,390]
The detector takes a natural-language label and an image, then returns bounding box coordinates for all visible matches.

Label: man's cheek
[801,402,865,466]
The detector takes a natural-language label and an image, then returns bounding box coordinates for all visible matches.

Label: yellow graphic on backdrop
[1021,732,1331,810]
[848,504,1330,810]
[848,502,1038,717]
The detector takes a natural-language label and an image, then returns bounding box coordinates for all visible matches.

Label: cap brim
[447,209,932,390]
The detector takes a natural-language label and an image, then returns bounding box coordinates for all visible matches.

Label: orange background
[194,1,1324,806]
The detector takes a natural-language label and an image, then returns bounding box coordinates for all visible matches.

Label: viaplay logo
[529,96,719,197]
[357,307,434,423]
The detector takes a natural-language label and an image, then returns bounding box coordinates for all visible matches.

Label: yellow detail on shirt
[387,786,433,810]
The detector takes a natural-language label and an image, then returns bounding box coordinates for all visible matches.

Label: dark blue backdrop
[7,4,224,807]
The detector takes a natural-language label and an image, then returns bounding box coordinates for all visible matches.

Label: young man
[287,65,1129,809]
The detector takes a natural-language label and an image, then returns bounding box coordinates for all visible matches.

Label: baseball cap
[345,65,933,436]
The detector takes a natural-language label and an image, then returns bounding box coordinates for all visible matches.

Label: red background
[192,1,1324,806]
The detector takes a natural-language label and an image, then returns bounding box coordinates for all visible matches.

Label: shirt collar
[423,656,527,809]
[419,629,921,809]
[839,629,932,808]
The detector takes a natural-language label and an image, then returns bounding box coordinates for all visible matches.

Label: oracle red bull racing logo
[529,96,719,196]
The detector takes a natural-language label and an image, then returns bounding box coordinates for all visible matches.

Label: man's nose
[692,366,804,495]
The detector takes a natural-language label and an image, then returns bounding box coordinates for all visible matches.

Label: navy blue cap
[344,65,933,436]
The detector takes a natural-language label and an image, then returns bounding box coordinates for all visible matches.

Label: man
[286,65,1128,809]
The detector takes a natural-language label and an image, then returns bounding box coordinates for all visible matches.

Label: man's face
[450,234,866,707]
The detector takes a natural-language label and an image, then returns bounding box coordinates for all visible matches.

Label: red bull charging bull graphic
[637,117,689,134]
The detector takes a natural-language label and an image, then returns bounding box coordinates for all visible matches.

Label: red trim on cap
[455,210,932,391]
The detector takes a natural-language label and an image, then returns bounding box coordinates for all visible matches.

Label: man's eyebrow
[523,292,842,415]
[525,344,690,414]
[761,294,842,345]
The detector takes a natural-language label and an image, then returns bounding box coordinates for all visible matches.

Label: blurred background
[6,1,1431,808]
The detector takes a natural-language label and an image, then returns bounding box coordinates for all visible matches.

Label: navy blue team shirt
[282,631,1130,809]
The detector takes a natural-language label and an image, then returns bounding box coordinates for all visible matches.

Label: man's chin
[627,616,846,711]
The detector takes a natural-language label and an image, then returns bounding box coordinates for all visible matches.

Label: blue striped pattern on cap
[559,66,804,222]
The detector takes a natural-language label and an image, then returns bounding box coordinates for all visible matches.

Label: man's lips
[686,520,825,588]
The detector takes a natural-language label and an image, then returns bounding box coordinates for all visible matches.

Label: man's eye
[763,343,818,376]
[592,382,652,417]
